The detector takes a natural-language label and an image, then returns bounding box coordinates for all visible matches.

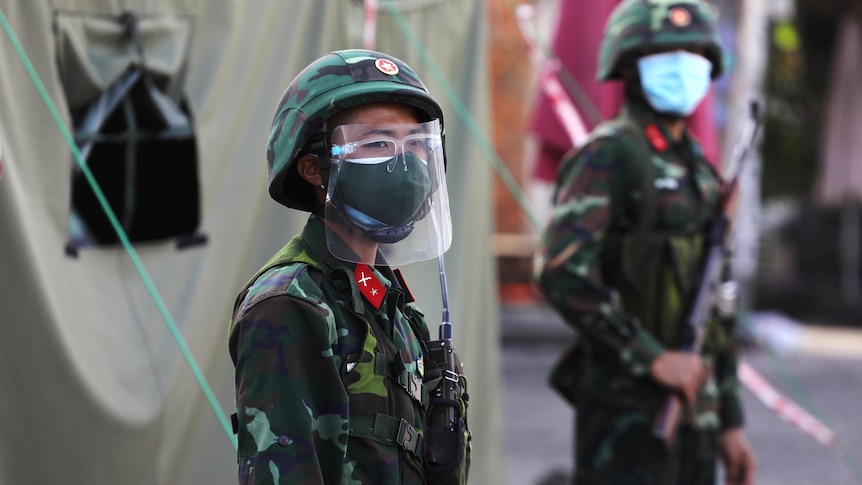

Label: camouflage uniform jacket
[534,99,744,431]
[229,215,434,484]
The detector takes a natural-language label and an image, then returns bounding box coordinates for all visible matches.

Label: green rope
[0,8,237,450]
[381,0,544,232]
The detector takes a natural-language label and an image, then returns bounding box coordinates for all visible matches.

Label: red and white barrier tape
[364,0,379,50]
[514,4,589,149]
[738,359,836,447]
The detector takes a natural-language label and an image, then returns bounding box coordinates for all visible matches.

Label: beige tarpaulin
[0,1,503,483]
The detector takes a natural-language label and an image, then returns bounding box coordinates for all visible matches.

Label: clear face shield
[326,119,452,265]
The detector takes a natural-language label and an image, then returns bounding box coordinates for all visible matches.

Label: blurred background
[1,0,861,484]
[494,0,862,327]
[492,0,862,484]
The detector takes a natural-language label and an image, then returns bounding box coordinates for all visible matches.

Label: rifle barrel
[652,99,762,447]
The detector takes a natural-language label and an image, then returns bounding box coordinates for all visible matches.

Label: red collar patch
[645,124,669,152]
[393,268,415,303]
[354,262,386,309]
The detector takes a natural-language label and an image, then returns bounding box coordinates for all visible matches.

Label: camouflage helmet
[597,0,724,81]
[266,49,445,211]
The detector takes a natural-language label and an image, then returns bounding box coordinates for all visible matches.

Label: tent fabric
[0,1,502,484]
[54,11,194,108]
[528,0,721,183]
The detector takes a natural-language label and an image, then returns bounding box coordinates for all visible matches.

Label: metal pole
[726,0,769,310]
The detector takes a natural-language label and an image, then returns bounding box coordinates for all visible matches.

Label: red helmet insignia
[375,58,399,76]
[669,7,692,27]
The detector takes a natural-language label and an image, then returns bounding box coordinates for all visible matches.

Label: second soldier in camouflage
[533,1,756,484]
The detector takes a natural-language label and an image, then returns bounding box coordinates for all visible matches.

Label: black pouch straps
[375,352,429,407]
[371,412,424,456]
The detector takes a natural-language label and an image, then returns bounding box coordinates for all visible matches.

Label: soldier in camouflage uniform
[229,50,468,484]
[533,1,755,484]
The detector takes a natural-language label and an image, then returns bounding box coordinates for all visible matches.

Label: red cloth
[528,0,720,182]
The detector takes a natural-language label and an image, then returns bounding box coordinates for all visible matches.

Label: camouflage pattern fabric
[533,99,743,484]
[229,215,435,484]
[575,399,718,485]
[597,0,724,81]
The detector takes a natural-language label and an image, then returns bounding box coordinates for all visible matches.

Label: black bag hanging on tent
[68,12,202,249]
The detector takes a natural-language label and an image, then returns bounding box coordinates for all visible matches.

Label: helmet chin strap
[312,125,331,191]
[311,200,327,219]
[317,161,331,192]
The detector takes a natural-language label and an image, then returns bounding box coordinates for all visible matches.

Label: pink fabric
[529,0,720,182]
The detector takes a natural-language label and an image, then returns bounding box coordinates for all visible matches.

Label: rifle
[651,100,762,447]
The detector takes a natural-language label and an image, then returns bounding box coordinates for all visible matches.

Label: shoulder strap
[230,235,323,331]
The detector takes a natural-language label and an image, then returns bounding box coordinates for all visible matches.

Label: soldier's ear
[297,154,325,195]
[297,154,326,203]
[297,155,323,186]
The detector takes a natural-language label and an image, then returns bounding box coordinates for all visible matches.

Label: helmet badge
[375,58,400,76]
[668,7,692,27]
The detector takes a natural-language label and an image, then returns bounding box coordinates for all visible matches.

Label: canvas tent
[0,1,503,483]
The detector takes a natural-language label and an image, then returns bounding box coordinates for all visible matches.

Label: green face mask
[335,151,433,230]
[326,119,451,262]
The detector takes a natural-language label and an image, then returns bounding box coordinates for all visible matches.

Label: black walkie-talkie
[423,255,470,483]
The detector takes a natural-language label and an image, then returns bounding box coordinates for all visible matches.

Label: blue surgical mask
[637,51,713,117]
